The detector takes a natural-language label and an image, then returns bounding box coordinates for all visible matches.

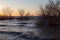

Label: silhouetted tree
[45,0,60,16]
[25,11,30,16]
[37,0,60,27]
[17,9,25,17]
[2,7,13,17]
[36,0,60,39]
[37,0,60,16]
[37,5,45,16]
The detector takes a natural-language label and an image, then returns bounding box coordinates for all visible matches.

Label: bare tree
[45,0,60,16]
[38,0,60,16]
[17,9,25,17]
[37,5,46,16]
[37,0,60,27]
[2,7,13,17]
[36,0,60,39]
[25,11,30,16]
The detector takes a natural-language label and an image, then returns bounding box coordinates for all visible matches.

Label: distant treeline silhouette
[0,7,32,16]
[0,7,32,19]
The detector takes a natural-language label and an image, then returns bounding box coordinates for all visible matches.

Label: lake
[0,17,59,40]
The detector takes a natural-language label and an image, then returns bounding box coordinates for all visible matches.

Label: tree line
[0,7,32,17]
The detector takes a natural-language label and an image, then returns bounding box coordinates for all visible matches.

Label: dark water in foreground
[0,17,60,40]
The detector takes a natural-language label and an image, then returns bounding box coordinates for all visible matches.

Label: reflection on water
[0,17,59,40]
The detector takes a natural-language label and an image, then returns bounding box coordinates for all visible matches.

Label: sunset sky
[0,0,49,16]
[0,0,48,10]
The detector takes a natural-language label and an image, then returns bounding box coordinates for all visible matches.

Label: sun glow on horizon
[0,4,40,16]
[0,10,40,16]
